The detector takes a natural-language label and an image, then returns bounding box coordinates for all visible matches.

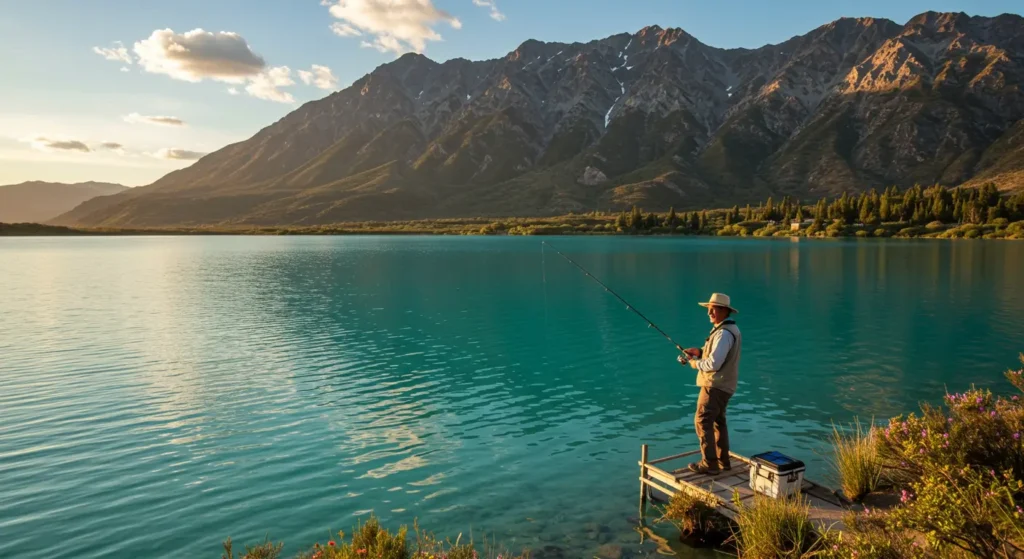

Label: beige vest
[697,322,741,394]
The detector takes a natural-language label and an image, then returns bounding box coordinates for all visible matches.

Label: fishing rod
[541,240,686,355]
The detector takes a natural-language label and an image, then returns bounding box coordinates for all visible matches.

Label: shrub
[830,419,882,501]
[733,495,825,558]
[1007,221,1024,236]
[826,223,848,237]
[297,516,409,559]
[717,224,740,237]
[660,489,732,543]
[854,230,870,238]
[222,537,283,559]
[817,510,927,559]
[874,229,890,238]
[964,228,981,239]
[872,356,1024,556]
[878,370,1024,484]
[887,466,1024,557]
[896,226,925,238]
[227,516,530,559]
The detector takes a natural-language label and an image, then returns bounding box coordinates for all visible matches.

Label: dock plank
[641,449,849,534]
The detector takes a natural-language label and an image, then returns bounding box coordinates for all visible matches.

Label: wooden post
[639,444,649,516]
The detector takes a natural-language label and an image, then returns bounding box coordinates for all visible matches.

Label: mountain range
[56,11,1024,228]
[0,182,128,224]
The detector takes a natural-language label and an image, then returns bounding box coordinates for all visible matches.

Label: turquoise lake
[2,236,1023,558]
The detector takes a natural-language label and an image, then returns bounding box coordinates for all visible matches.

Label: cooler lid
[751,451,806,472]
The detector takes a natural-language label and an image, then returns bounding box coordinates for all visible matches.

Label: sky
[1,0,1021,187]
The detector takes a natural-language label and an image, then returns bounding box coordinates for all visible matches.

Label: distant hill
[56,11,1024,228]
[0,181,129,224]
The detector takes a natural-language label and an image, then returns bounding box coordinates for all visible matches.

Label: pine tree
[699,210,708,231]
[880,196,891,222]
[615,212,627,229]
[725,212,733,225]
[765,197,775,221]
[859,196,872,224]
[690,211,700,231]
[744,204,753,221]
[666,207,678,228]
[629,205,643,230]
[796,206,804,222]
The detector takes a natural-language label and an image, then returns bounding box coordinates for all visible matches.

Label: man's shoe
[720,460,733,471]
[687,462,721,475]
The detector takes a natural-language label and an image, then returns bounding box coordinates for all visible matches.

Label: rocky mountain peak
[56,11,1024,228]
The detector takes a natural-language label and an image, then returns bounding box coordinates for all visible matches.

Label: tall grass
[829,418,882,502]
[659,489,732,542]
[733,495,825,559]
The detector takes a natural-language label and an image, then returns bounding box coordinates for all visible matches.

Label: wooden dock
[638,445,849,531]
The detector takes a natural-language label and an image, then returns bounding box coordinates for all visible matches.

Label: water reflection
[0,237,1021,559]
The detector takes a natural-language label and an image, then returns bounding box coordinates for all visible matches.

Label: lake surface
[2,236,1022,559]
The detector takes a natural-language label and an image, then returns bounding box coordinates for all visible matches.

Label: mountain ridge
[55,10,1024,227]
[0,181,128,224]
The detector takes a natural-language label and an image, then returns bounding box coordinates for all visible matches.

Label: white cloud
[133,28,266,83]
[330,22,362,37]
[23,137,91,153]
[120,67,130,73]
[93,42,133,64]
[324,0,462,54]
[298,65,338,90]
[123,113,186,127]
[124,28,299,103]
[472,0,506,21]
[245,66,295,103]
[152,148,207,160]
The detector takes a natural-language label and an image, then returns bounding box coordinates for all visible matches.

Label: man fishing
[539,243,742,475]
[678,293,742,475]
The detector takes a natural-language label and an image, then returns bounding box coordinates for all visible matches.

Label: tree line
[612,183,1024,232]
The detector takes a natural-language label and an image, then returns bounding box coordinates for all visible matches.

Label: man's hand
[684,348,702,358]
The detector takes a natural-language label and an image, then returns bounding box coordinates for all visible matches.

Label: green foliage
[887,467,1024,557]
[222,537,284,559]
[869,356,1024,556]
[733,495,825,558]
[222,515,533,559]
[817,511,926,559]
[830,419,882,502]
[659,489,732,541]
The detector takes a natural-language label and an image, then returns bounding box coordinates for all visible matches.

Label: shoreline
[3,217,1023,240]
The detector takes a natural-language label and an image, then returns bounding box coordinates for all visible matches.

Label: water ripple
[1,236,1021,559]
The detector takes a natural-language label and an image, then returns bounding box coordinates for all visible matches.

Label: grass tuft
[830,418,882,502]
[733,494,824,559]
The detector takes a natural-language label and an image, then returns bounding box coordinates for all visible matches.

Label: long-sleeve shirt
[689,327,735,373]
[687,320,742,394]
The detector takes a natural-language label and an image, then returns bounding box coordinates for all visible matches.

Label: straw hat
[698,293,738,314]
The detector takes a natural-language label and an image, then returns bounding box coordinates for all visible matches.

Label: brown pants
[695,386,732,469]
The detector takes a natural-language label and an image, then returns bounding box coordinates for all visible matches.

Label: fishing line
[541,240,684,354]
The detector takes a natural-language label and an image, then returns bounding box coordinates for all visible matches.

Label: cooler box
[749,451,806,498]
